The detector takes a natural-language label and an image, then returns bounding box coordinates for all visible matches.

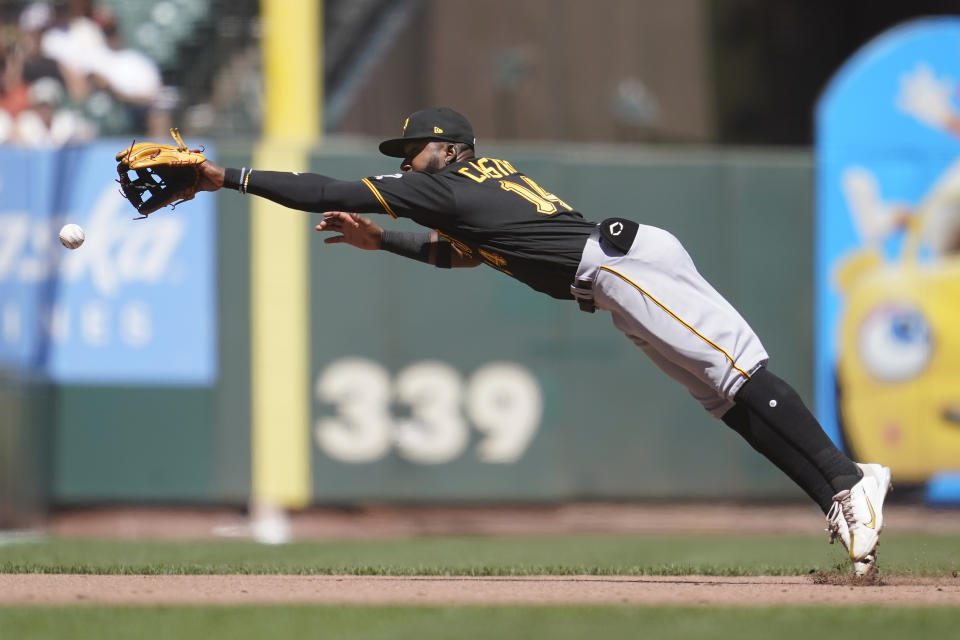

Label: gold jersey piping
[361,178,398,218]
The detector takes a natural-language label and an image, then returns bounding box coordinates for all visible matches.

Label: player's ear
[444,143,458,165]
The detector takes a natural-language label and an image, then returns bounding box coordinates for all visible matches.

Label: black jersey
[361,157,596,299]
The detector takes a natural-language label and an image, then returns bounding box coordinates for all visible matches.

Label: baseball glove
[116,128,207,219]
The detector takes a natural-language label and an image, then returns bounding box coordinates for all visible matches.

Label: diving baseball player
[194,107,892,577]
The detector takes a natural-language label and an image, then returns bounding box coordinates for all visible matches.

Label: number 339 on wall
[314,358,543,465]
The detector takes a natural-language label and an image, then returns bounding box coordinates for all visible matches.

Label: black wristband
[381,230,432,264]
[223,167,243,190]
[435,239,452,269]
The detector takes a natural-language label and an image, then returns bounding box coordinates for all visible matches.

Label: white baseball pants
[574,224,769,417]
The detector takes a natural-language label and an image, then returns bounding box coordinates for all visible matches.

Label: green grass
[0,605,957,640]
[1,532,958,577]
[2,533,956,639]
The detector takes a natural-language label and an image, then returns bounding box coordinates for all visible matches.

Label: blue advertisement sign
[0,140,217,385]
[816,18,960,501]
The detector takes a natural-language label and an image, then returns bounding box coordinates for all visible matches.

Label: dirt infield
[3,503,958,607]
[2,574,959,606]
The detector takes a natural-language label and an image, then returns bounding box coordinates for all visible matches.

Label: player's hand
[315,211,383,250]
[196,160,225,192]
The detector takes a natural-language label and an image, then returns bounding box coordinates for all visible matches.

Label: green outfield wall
[0,373,53,527]
[17,141,816,508]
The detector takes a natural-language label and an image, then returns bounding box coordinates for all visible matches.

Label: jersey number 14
[500,176,572,215]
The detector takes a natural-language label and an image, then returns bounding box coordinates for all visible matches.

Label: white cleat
[826,501,877,577]
[830,463,892,566]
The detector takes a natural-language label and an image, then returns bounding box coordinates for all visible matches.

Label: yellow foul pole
[252,0,322,509]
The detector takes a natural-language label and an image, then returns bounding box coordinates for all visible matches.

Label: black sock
[732,367,862,496]
[721,403,836,513]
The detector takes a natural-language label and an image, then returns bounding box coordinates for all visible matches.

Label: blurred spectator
[0,26,9,138]
[40,0,106,100]
[2,0,218,140]
[18,3,62,85]
[1,2,62,119]
[0,107,11,144]
[84,10,164,135]
[12,76,94,146]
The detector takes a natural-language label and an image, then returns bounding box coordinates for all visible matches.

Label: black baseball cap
[378,107,476,158]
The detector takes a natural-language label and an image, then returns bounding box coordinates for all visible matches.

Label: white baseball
[59,223,85,249]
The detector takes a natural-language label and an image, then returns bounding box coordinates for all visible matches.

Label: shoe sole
[854,544,879,578]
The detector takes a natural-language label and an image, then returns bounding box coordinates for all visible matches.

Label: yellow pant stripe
[600,265,751,379]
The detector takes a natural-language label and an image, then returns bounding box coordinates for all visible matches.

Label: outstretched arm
[315,211,480,268]
[197,160,387,213]
[199,162,477,265]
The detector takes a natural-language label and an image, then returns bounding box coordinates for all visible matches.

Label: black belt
[570,278,596,313]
